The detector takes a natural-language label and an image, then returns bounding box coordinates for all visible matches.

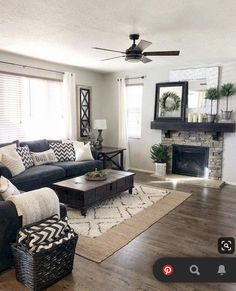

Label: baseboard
[129,167,153,174]
[224,181,236,186]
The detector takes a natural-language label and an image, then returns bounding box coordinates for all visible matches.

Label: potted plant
[150,144,170,176]
[220,83,235,121]
[205,87,220,122]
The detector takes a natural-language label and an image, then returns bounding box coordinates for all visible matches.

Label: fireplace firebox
[172,144,209,177]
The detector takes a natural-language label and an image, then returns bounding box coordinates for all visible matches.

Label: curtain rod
[0,60,64,75]
[117,75,146,81]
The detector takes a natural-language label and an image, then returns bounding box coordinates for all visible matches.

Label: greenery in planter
[205,87,220,115]
[150,144,171,163]
[160,91,181,112]
[220,83,235,111]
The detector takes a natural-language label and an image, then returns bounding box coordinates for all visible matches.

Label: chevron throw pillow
[17,215,77,254]
[49,142,75,161]
[16,145,34,168]
[30,228,76,253]
[17,214,59,244]
[26,216,70,249]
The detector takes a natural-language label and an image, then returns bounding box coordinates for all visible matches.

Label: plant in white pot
[150,144,170,176]
[205,87,220,123]
[220,83,235,121]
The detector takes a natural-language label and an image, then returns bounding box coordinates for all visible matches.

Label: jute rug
[67,184,191,263]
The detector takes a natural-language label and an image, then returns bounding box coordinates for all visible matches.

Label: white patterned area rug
[66,184,191,263]
[68,185,171,238]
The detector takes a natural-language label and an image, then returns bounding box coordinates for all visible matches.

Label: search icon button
[190,265,200,275]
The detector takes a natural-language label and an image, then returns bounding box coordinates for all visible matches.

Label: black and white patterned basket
[12,234,78,291]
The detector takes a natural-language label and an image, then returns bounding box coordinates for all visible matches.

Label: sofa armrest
[0,162,12,179]
[0,201,21,272]
[91,148,99,160]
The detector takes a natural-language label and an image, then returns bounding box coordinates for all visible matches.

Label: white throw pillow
[31,149,58,166]
[0,143,18,161]
[1,153,25,176]
[76,142,94,161]
[0,176,20,200]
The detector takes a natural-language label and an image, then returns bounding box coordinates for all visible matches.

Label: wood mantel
[150,121,235,140]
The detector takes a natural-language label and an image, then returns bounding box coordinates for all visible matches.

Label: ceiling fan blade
[136,40,152,51]
[141,56,152,63]
[92,47,125,54]
[143,51,180,56]
[101,55,125,61]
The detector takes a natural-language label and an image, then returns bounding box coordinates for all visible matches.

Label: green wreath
[159,91,181,112]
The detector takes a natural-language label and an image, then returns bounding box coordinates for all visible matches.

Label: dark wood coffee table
[53,170,135,216]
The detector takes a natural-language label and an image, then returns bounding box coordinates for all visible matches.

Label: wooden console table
[96,146,126,170]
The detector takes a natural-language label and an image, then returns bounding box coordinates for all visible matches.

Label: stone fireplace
[161,131,223,180]
[172,144,209,177]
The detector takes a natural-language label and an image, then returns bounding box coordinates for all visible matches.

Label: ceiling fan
[92,34,180,63]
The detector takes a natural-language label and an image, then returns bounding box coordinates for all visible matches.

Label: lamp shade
[94,119,107,130]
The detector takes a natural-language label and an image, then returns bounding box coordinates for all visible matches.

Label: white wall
[1,51,236,183]
[102,62,236,184]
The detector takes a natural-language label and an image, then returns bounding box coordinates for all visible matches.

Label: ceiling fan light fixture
[93,34,180,63]
[125,55,141,63]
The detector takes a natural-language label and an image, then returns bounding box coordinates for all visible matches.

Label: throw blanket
[7,187,60,226]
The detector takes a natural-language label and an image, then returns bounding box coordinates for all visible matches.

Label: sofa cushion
[20,139,49,152]
[1,153,25,177]
[31,149,58,166]
[16,145,34,169]
[49,143,75,162]
[11,165,66,191]
[52,160,103,177]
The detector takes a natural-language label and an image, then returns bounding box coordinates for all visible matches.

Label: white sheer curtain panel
[118,78,130,170]
[63,72,77,140]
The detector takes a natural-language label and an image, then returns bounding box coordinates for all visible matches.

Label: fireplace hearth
[172,144,209,178]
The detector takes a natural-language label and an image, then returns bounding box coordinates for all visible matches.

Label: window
[0,73,65,143]
[126,84,143,138]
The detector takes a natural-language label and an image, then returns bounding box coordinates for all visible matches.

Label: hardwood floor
[1,171,236,291]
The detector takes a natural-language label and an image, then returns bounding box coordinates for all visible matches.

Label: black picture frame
[79,88,91,137]
[154,81,188,122]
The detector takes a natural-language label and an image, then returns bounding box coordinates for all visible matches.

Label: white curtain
[118,78,130,170]
[63,72,77,140]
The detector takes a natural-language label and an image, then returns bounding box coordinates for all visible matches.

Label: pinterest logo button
[162,264,174,276]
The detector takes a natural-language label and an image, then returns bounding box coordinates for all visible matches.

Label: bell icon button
[217,265,226,275]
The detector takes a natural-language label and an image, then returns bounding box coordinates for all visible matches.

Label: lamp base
[95,129,103,149]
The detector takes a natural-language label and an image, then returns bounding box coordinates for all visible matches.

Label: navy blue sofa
[0,139,103,191]
[0,139,102,272]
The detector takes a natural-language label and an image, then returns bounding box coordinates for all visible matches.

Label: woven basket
[12,234,78,291]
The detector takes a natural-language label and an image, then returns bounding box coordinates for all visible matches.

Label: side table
[96,146,126,170]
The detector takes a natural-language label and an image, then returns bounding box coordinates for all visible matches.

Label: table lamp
[94,119,107,149]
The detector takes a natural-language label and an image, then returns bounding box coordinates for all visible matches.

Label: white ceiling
[0,0,236,72]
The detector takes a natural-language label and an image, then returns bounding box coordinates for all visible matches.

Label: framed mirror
[169,67,219,114]
[154,81,188,121]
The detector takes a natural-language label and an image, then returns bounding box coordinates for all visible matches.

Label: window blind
[0,72,65,143]
[0,73,25,142]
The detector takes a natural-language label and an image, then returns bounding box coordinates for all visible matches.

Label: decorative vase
[154,162,166,176]
[221,110,233,121]
[206,114,216,123]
